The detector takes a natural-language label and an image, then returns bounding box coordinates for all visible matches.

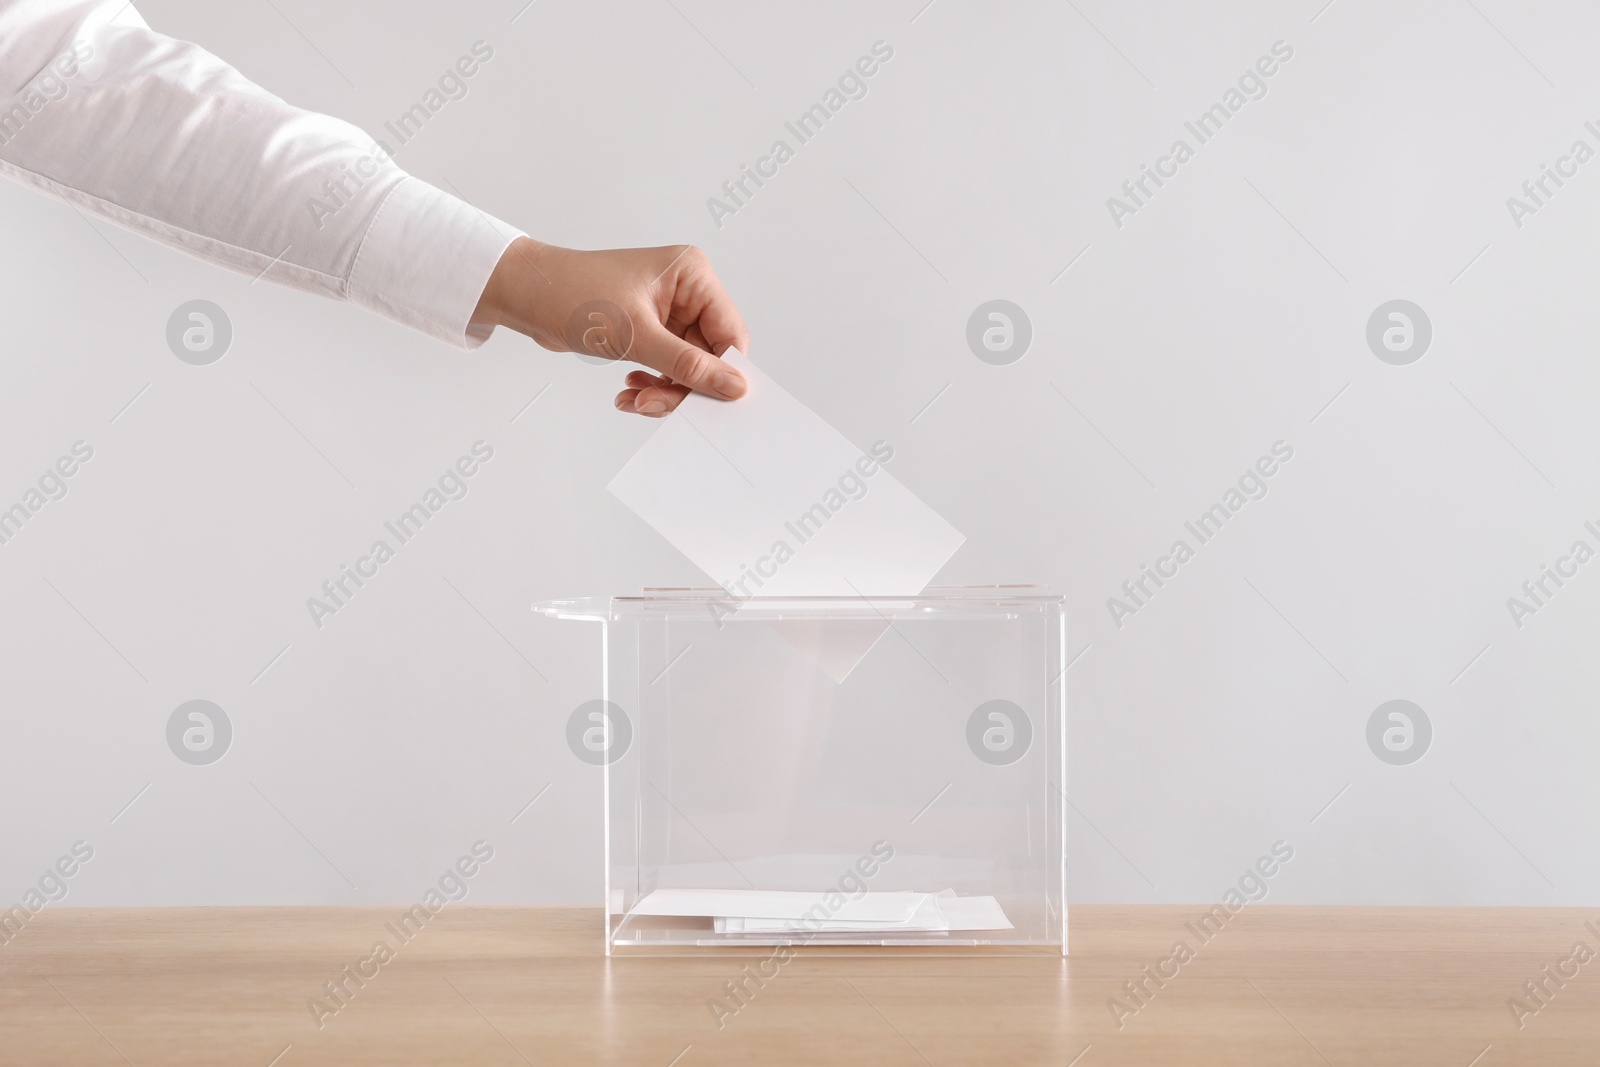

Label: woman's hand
[473,238,750,416]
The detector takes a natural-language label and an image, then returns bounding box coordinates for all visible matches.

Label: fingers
[625,369,668,389]
[628,321,746,401]
[615,387,688,416]
[614,388,648,415]
[617,370,689,416]
[684,321,710,354]
[673,251,751,358]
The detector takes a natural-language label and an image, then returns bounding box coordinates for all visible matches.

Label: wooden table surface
[3,905,1597,1065]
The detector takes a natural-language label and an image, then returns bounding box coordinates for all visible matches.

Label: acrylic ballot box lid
[533,585,1066,956]
[533,584,1065,620]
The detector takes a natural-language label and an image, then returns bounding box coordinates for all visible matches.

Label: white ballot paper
[641,887,1015,935]
[719,893,950,933]
[716,894,1013,934]
[631,887,927,923]
[608,350,965,600]
[924,893,1014,931]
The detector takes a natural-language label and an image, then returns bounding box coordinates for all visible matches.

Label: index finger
[666,250,750,358]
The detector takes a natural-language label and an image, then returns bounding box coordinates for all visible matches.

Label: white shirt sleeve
[0,0,522,349]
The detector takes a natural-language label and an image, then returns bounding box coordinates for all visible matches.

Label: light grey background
[3,0,1596,908]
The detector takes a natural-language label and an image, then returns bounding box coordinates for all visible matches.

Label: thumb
[629,323,746,401]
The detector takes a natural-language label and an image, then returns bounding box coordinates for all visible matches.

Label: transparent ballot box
[534,586,1066,955]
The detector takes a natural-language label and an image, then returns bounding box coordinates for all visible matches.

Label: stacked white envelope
[629,887,1012,935]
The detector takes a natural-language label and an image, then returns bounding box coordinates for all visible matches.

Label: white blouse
[0,0,521,348]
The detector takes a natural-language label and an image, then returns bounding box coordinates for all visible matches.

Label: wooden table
[3,906,1597,1065]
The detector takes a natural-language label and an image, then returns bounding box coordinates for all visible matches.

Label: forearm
[1,1,751,415]
[0,0,518,347]
[471,236,565,346]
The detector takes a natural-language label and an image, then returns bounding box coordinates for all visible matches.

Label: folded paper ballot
[608,350,965,600]
[633,887,1013,934]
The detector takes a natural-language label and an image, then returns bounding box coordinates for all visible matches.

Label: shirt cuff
[345,176,523,350]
